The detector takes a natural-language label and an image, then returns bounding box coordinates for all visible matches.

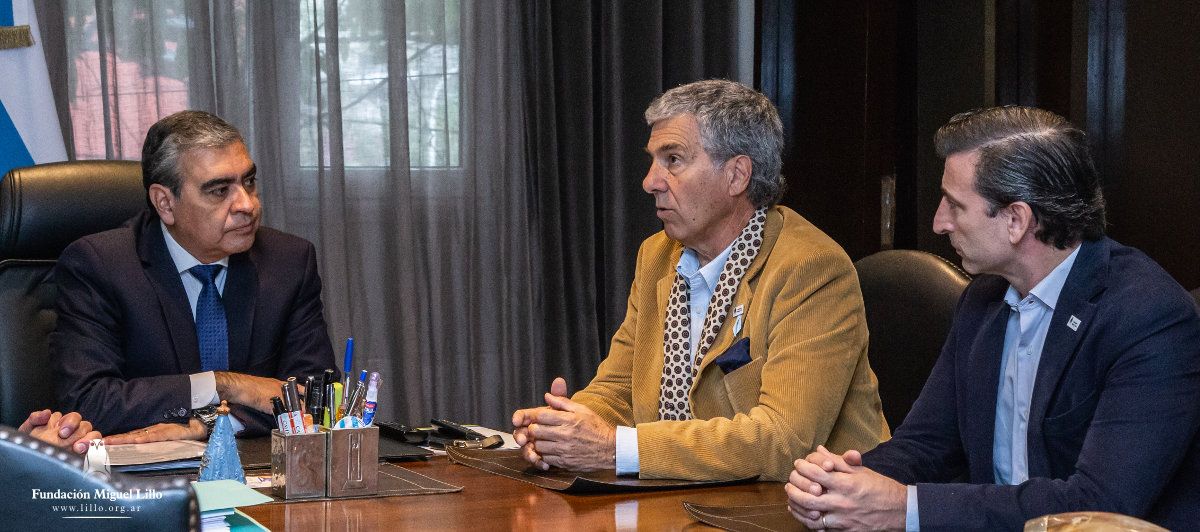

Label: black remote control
[375,421,423,443]
[431,418,485,440]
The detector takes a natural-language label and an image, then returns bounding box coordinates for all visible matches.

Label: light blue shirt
[905,245,1080,531]
[162,222,232,410]
[615,243,734,475]
[993,245,1079,484]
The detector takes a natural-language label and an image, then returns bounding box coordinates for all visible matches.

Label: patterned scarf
[657,207,767,420]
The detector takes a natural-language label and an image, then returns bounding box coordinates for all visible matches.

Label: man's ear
[148,184,177,225]
[725,155,753,197]
[1005,201,1035,244]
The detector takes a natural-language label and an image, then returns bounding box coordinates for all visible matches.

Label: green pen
[332,382,344,425]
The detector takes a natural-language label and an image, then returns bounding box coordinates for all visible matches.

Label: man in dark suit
[786,106,1200,531]
[52,110,336,441]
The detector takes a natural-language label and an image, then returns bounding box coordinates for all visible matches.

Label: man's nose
[643,164,666,194]
[932,198,952,234]
[230,185,258,213]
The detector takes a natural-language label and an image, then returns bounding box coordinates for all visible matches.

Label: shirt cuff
[906,485,920,532]
[189,371,220,409]
[615,425,639,475]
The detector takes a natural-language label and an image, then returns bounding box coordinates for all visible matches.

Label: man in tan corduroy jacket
[513,80,888,482]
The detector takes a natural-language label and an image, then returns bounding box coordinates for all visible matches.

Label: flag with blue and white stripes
[0,0,66,176]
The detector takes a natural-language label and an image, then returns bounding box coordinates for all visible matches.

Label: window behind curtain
[62,0,460,168]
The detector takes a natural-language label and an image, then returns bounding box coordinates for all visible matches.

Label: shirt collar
[160,220,230,274]
[677,241,735,291]
[1003,244,1081,310]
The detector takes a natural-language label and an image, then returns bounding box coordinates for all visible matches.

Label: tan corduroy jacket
[573,206,889,481]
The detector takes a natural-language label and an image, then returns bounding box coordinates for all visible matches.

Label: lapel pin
[1067,315,1081,331]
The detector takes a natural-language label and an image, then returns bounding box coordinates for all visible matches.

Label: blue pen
[340,338,354,412]
[359,369,368,383]
[343,338,355,375]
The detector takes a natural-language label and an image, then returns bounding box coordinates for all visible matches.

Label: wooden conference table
[240,455,792,530]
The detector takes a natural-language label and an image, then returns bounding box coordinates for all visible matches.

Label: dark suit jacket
[863,237,1200,531]
[51,210,337,436]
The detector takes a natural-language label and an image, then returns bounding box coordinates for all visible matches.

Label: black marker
[271,396,288,433]
[303,375,316,413]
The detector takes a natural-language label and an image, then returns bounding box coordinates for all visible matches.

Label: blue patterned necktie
[190,264,229,371]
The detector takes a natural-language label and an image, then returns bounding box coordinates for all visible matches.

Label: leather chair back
[0,161,145,426]
[855,249,970,428]
[0,425,197,530]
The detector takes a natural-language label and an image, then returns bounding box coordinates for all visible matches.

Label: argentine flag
[0,0,66,176]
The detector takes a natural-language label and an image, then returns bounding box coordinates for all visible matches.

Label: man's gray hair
[934,106,1106,248]
[141,110,243,198]
[644,79,785,207]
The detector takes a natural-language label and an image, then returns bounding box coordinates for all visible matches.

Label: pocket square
[713,337,751,374]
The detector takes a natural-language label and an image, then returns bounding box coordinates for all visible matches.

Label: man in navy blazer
[51,110,336,440]
[786,106,1200,531]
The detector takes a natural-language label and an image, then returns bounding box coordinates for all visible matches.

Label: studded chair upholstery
[855,249,971,428]
[0,424,197,530]
[0,161,145,426]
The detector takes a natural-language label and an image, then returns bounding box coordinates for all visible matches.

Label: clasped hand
[785,445,907,531]
[20,410,102,454]
[511,377,616,471]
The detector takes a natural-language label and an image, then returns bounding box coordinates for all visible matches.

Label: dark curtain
[523,1,741,393]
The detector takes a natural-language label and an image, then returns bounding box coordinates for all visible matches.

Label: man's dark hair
[141,110,243,200]
[935,106,1106,248]
[645,79,786,207]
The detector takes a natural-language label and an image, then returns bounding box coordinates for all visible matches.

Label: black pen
[309,380,325,421]
[303,375,316,413]
[272,396,288,434]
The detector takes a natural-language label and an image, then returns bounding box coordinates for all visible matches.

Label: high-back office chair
[0,424,197,530]
[855,249,970,428]
[0,161,145,427]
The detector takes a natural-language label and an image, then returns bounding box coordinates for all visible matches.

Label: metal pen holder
[326,425,379,497]
[270,427,327,499]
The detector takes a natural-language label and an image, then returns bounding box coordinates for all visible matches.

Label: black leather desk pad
[253,462,462,503]
[446,447,757,494]
[237,434,432,470]
[682,502,804,532]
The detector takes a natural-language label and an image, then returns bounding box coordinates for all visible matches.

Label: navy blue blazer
[51,210,337,436]
[863,237,1200,531]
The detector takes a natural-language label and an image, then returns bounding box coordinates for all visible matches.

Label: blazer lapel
[1025,240,1107,474]
[225,251,257,372]
[965,298,1009,482]
[652,245,682,390]
[137,215,202,373]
